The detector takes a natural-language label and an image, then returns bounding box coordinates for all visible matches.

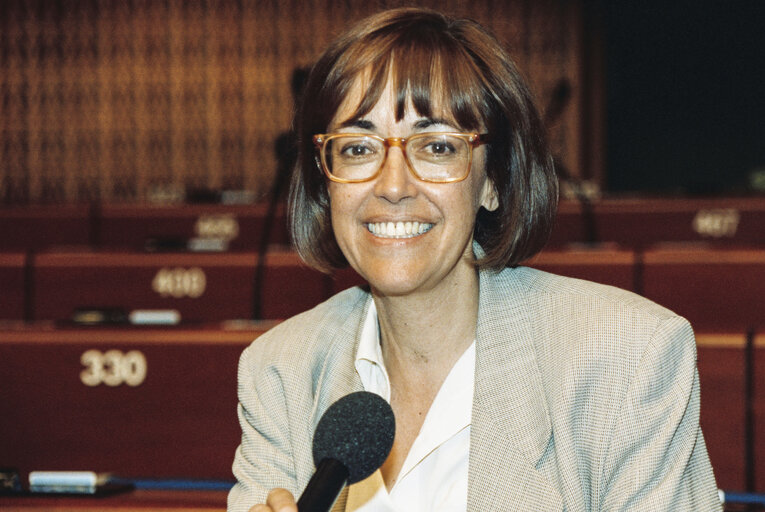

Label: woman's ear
[480,179,499,212]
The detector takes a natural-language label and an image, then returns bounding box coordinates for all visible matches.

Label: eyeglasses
[313,132,489,184]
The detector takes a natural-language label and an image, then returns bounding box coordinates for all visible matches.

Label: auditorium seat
[0,252,26,320]
[641,247,765,331]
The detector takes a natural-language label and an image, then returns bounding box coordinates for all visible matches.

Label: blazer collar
[468,266,563,510]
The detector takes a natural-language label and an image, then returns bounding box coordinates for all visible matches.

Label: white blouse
[348,301,475,512]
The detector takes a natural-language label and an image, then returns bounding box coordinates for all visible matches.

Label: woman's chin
[361,266,429,298]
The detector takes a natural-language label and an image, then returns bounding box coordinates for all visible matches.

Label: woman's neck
[372,264,480,373]
[372,264,480,490]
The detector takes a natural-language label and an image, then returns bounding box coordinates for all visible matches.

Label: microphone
[297,391,395,512]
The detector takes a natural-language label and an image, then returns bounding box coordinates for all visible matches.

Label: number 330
[80,350,147,387]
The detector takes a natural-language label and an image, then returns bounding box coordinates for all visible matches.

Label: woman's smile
[365,221,434,239]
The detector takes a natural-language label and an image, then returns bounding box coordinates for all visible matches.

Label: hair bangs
[394,38,486,130]
[391,41,435,121]
[336,31,487,130]
[433,46,487,131]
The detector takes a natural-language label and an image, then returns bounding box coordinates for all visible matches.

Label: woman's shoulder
[497,265,682,324]
[484,266,696,370]
[240,285,370,370]
[493,266,697,380]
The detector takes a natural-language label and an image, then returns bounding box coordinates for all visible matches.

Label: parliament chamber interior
[1,1,764,511]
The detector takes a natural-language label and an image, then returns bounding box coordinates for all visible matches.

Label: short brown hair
[289,7,558,273]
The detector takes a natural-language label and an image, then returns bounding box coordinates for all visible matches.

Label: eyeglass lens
[324,134,471,182]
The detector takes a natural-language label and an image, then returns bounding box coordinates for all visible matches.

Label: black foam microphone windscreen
[298,391,395,512]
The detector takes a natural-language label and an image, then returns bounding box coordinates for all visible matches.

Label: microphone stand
[744,326,756,493]
[252,67,308,320]
[543,78,599,246]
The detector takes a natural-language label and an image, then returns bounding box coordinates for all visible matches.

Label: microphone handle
[297,458,349,512]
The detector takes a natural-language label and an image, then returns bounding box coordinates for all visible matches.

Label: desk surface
[0,489,227,511]
[0,489,761,511]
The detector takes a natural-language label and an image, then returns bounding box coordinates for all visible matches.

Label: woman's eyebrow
[332,116,454,132]
[334,118,375,131]
[414,117,454,129]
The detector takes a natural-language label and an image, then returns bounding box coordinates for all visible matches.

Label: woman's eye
[430,142,450,154]
[425,141,455,155]
[341,143,374,157]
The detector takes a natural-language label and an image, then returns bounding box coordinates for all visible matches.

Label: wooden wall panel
[0,0,591,203]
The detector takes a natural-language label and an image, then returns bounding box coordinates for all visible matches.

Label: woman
[230,7,721,512]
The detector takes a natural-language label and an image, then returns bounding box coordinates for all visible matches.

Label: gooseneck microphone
[297,391,395,512]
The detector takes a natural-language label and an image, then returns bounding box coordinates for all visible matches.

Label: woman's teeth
[366,221,433,238]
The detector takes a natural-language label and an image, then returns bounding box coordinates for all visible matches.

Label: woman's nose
[372,147,417,203]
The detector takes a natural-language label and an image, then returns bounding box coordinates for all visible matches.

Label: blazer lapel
[468,268,564,510]
[310,292,369,425]
[304,290,370,512]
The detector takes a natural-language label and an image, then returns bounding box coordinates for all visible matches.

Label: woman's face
[326,77,498,298]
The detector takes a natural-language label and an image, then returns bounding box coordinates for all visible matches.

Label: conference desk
[549,196,765,248]
[0,205,92,251]
[22,247,643,324]
[642,247,765,331]
[31,251,260,323]
[29,250,338,323]
[4,197,765,254]
[524,246,637,291]
[8,245,764,328]
[98,203,289,251]
[0,323,274,481]
[91,196,765,252]
[695,333,760,493]
[1,324,763,495]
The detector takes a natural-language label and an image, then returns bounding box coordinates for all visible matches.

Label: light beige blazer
[228,266,722,511]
